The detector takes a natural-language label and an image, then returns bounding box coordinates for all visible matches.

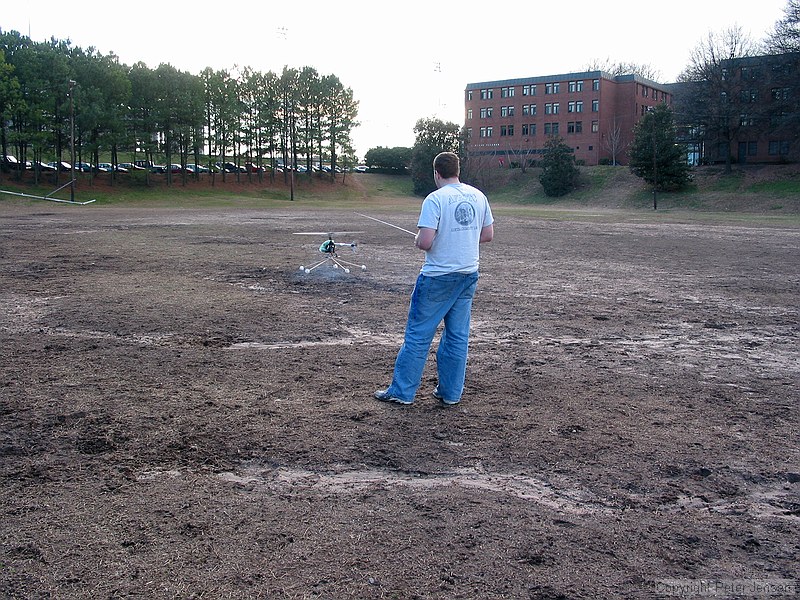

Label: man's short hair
[433,152,460,179]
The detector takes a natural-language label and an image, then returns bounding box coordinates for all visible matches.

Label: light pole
[68,80,76,203]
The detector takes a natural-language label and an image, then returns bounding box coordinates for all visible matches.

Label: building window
[592,99,599,112]
[480,127,493,138]
[501,105,515,117]
[480,107,494,119]
[523,84,537,96]
[566,122,583,134]
[739,141,758,158]
[544,122,559,135]
[522,104,537,116]
[772,87,791,100]
[593,79,600,91]
[592,120,599,133]
[467,127,472,138]
[501,86,515,98]
[769,140,790,155]
[522,123,537,136]
[740,66,759,80]
[568,80,583,93]
[501,125,515,136]
[544,102,559,115]
[740,113,754,126]
[466,90,473,101]
[545,82,560,94]
[740,89,758,103]
[467,109,473,120]
[771,111,790,126]
[480,89,494,100]
[642,86,649,98]
[568,101,584,113]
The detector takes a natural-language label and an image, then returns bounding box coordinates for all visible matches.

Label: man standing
[375,152,494,406]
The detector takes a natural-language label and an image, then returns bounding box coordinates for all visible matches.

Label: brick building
[464,71,673,166]
[668,52,800,165]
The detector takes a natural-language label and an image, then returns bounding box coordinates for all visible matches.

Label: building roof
[465,70,669,91]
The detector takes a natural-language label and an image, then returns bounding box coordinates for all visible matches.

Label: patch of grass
[362,173,414,198]
[3,164,799,225]
[709,171,745,192]
[746,179,800,194]
[487,168,565,205]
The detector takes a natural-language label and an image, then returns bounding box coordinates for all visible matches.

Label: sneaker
[374,389,414,405]
[432,386,459,406]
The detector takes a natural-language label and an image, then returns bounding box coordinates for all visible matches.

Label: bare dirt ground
[0,198,798,599]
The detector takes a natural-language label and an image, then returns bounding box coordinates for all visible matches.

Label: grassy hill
[2,164,799,221]
[478,163,800,214]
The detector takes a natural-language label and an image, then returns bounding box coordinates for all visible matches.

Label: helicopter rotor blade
[293,231,363,236]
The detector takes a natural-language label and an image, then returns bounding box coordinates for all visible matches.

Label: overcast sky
[2,0,789,158]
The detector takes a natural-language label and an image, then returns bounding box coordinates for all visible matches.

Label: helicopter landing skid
[300,253,366,275]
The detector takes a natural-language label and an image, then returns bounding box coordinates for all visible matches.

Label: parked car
[47,161,72,172]
[217,162,245,173]
[119,162,145,171]
[75,162,94,172]
[244,162,266,173]
[150,165,167,174]
[32,161,57,171]
[1,154,22,170]
[186,164,210,174]
[134,160,153,169]
[97,163,128,173]
[169,164,183,173]
[353,165,369,173]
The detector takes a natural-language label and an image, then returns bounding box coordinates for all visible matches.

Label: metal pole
[652,126,658,211]
[69,80,76,203]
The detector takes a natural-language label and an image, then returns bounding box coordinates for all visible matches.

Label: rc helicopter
[294,231,367,274]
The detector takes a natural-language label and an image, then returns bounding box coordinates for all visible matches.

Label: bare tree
[764,0,800,53]
[676,26,759,172]
[603,117,625,166]
[584,58,663,82]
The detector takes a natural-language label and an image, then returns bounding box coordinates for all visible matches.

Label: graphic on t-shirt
[455,202,476,226]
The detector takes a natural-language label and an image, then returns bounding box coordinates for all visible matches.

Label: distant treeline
[0,30,360,181]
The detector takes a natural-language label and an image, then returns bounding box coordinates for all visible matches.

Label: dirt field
[0,198,798,599]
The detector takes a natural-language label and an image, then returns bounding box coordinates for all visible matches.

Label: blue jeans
[385,272,479,402]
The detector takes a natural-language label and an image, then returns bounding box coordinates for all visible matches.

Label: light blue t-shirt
[417,182,494,276]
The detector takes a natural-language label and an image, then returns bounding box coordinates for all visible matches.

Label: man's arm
[480,223,494,244]
[415,227,436,251]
